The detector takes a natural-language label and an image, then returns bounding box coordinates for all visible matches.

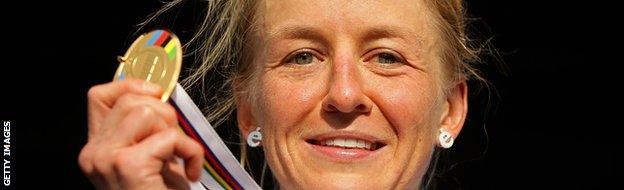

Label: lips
[304,132,387,160]
[307,138,381,151]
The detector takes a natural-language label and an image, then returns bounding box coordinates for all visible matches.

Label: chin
[264,121,433,190]
[272,140,402,189]
[267,136,432,190]
[288,172,389,190]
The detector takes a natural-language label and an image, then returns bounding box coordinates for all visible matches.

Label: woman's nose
[321,57,373,114]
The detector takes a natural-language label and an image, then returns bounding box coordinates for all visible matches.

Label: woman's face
[238,0,466,189]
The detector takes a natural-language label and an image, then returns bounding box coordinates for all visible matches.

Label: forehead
[261,0,434,42]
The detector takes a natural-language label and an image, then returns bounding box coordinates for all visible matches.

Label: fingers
[112,93,178,127]
[96,94,177,144]
[111,105,169,146]
[81,96,182,189]
[88,78,163,108]
[81,107,171,190]
[112,129,203,189]
[81,121,203,189]
[87,79,164,139]
[162,160,193,190]
[79,144,112,189]
[134,129,204,181]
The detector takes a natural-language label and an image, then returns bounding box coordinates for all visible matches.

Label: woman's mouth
[307,138,382,151]
[305,135,387,161]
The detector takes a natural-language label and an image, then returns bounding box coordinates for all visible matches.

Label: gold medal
[114,30,182,102]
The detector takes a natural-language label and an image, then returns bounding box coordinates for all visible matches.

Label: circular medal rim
[114,30,182,102]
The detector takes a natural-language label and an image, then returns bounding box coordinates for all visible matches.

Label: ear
[235,91,259,146]
[439,80,468,140]
[233,84,258,146]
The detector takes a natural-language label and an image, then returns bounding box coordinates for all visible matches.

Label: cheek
[368,75,440,133]
[254,72,326,186]
[255,72,324,131]
[372,76,440,178]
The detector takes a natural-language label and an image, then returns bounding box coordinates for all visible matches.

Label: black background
[1,0,620,189]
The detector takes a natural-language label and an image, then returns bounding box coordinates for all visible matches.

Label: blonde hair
[144,0,484,187]
[425,0,486,94]
[422,1,486,188]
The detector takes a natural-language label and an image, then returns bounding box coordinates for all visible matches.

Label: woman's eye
[376,52,400,64]
[290,52,315,65]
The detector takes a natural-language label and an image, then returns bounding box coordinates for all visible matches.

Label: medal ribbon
[169,83,261,190]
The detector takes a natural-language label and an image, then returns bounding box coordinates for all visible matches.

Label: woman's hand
[78,79,203,190]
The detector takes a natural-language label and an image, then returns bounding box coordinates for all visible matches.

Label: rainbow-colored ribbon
[170,83,261,190]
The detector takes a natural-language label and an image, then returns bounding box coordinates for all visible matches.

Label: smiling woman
[78,0,483,189]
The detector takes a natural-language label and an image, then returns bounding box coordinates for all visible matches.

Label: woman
[79,0,483,189]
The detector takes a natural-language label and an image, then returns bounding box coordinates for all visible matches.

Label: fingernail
[142,82,161,93]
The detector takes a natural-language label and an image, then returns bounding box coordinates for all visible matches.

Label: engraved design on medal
[114,29,182,102]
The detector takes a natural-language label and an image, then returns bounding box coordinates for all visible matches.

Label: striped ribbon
[146,30,178,60]
[169,83,261,190]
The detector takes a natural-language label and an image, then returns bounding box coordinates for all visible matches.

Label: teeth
[334,139,346,147]
[356,140,365,149]
[322,138,374,150]
[345,139,357,147]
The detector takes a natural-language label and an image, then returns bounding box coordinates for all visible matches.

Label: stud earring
[247,127,262,147]
[438,128,454,149]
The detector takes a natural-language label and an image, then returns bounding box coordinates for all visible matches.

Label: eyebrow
[268,25,327,43]
[361,25,425,55]
[268,24,422,44]
[361,25,417,42]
